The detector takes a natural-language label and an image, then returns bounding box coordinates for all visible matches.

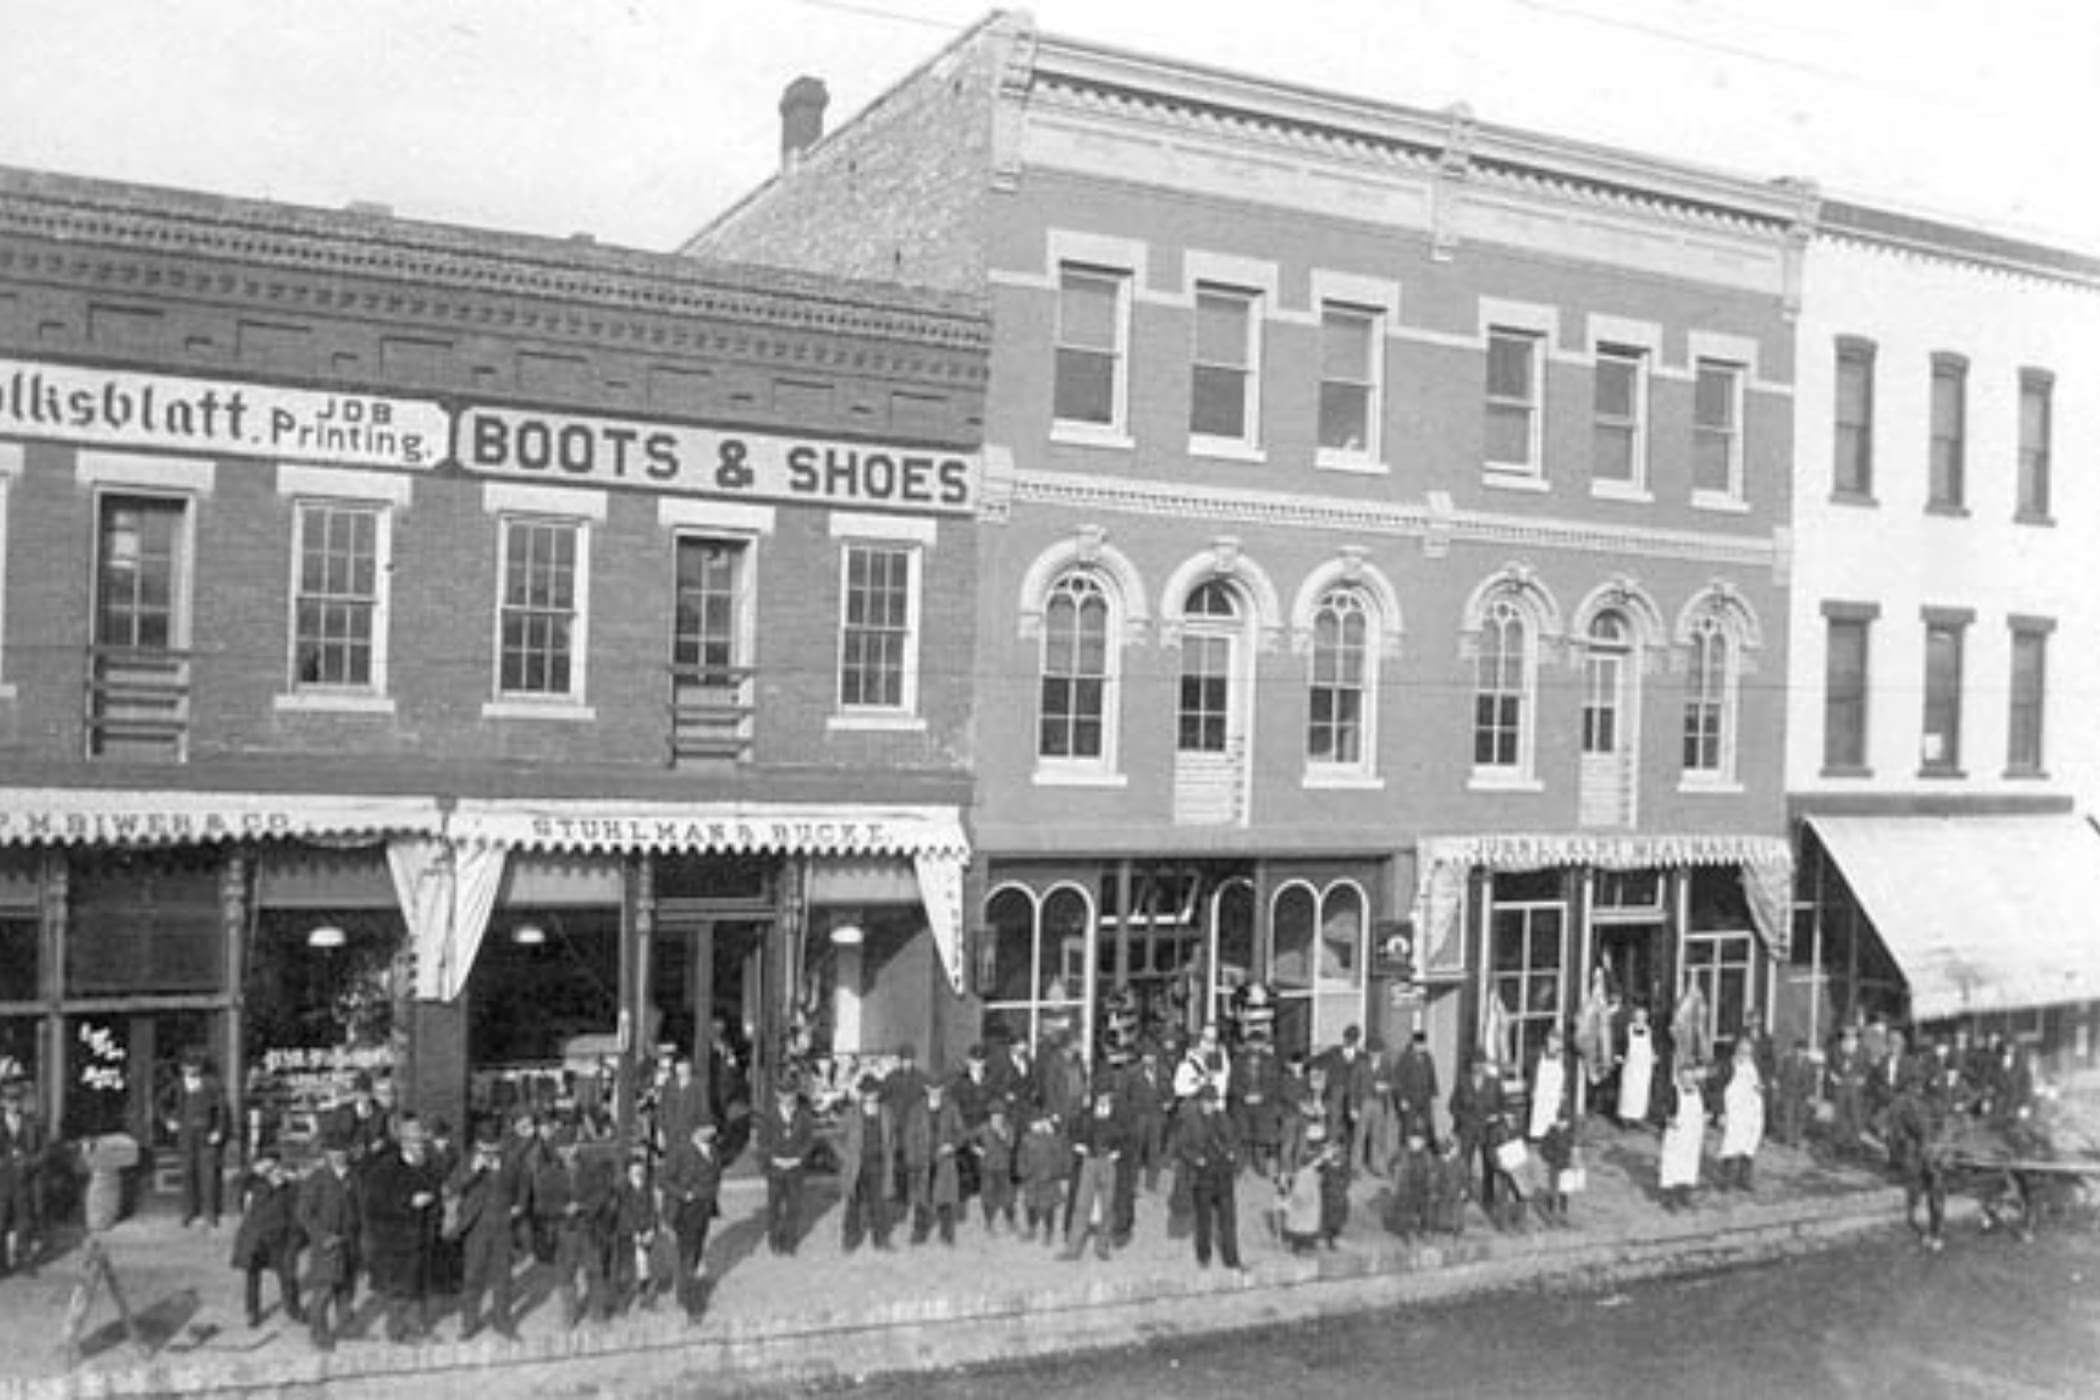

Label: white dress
[1659,1080,1704,1190]
[1618,1024,1655,1123]
[1528,1053,1567,1140]
[1720,1060,1765,1160]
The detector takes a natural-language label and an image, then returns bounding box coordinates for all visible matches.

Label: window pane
[1190,365,1248,438]
[1321,308,1371,381]
[1487,333,1534,400]
[1594,355,1636,418]
[1272,887,1315,988]
[1694,364,1737,429]
[1485,405,1533,464]
[1194,289,1250,367]
[1054,348,1115,425]
[1058,270,1119,349]
[1319,382,1370,452]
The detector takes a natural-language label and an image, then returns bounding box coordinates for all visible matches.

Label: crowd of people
[0,989,2072,1353]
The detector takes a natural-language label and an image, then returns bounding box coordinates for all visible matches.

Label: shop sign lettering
[459,405,978,515]
[0,806,296,841]
[527,815,894,852]
[0,358,445,468]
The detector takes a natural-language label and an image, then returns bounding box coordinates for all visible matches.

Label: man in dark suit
[1315,1026,1375,1170]
[296,1134,361,1352]
[229,1145,303,1328]
[162,1054,228,1229]
[445,1120,517,1342]
[756,1077,814,1256]
[363,1112,443,1344]
[532,1124,614,1327]
[1393,1030,1442,1152]
[661,1118,724,1318]
[1,1084,45,1277]
[1172,1083,1244,1271]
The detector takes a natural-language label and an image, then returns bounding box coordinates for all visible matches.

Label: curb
[6,1186,1921,1399]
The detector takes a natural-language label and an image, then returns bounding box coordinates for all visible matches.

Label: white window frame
[1470,596,1540,790]
[1052,262,1133,444]
[1035,568,1122,781]
[828,512,930,732]
[1484,327,1545,481]
[981,881,1096,1056]
[481,482,602,721]
[1692,359,1747,508]
[274,465,408,715]
[1688,330,1759,512]
[1587,314,1654,501]
[1678,613,1741,791]
[1305,585,1378,783]
[1311,271,1399,474]
[1184,251,1277,462]
[1047,231,1146,450]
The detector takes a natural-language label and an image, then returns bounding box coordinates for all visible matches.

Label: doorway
[651,917,769,1150]
[1595,921,1666,1016]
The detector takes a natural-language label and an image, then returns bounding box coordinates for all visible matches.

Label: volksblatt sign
[457,405,978,515]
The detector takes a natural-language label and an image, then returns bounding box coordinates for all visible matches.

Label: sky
[0,0,2092,255]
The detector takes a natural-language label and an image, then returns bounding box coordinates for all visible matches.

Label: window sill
[1032,768,1130,789]
[1303,771,1385,791]
[2013,512,2056,528]
[482,699,597,722]
[1467,772,1544,794]
[1917,766,1968,781]
[1677,777,1745,796]
[274,691,397,716]
[1830,489,1878,508]
[1481,469,1548,493]
[1050,422,1134,452]
[1314,450,1389,476]
[1690,491,1750,514]
[1589,480,1652,503]
[1818,765,1874,780]
[827,713,928,734]
[1925,502,1970,519]
[2003,767,2050,781]
[1187,436,1266,464]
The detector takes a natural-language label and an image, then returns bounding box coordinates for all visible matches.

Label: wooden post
[220,850,248,1158]
[38,850,66,1135]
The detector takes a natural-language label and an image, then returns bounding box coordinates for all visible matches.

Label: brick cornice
[0,168,991,380]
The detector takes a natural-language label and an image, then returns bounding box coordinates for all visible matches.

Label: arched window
[1039,571,1113,763]
[1683,614,1734,779]
[980,883,1092,1053]
[1309,587,1371,769]
[1474,598,1529,771]
[1582,611,1630,756]
[1178,580,1241,753]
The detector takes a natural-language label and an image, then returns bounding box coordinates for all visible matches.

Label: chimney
[779,76,830,170]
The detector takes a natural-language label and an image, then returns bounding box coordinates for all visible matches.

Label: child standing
[1386,1125,1436,1239]
[1429,1135,1469,1236]
[1018,1111,1068,1247]
[970,1100,1019,1234]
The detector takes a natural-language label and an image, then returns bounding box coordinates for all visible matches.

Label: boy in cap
[1017,1108,1068,1247]
[969,1097,1020,1235]
[661,1118,724,1318]
[229,1145,303,1328]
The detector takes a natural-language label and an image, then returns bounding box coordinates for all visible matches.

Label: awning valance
[448,799,970,861]
[1808,814,2100,1020]
[1414,830,1795,966]
[0,788,446,847]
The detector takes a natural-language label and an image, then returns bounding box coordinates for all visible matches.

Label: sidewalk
[0,1122,1912,1399]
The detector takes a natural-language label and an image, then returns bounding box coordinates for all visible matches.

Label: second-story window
[2018,369,2053,522]
[1177,580,1240,752]
[1317,303,1379,462]
[1822,607,1873,774]
[1473,598,1531,773]
[1921,611,1967,774]
[838,541,917,713]
[1592,345,1647,489]
[1190,284,1260,447]
[497,517,585,700]
[1682,615,1732,779]
[1039,570,1113,764]
[1693,359,1744,502]
[2008,621,2050,776]
[292,501,383,691]
[1307,587,1370,769]
[1833,336,1875,499]
[1053,263,1128,432]
[1929,353,1967,512]
[1485,327,1543,476]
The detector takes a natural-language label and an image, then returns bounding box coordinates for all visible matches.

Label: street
[753,1225,2100,1400]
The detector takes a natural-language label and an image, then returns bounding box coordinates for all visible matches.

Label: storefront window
[1489,870,1566,1071]
[1271,884,1316,1059]
[469,908,620,1067]
[980,884,1090,1053]
[0,911,38,994]
[0,1014,39,1106]
[1687,866,1756,1048]
[1211,877,1256,1030]
[67,850,224,996]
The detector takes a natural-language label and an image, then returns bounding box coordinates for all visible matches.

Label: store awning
[448,799,970,860]
[0,788,447,846]
[1414,831,1795,969]
[1807,814,2100,1020]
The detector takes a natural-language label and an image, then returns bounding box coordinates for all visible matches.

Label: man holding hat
[363,1112,443,1344]
[445,1120,518,1342]
[661,1117,724,1318]
[296,1132,361,1351]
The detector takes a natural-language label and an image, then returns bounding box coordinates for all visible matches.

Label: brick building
[0,167,988,1155]
[691,15,1798,1087]
[1785,203,2100,1060]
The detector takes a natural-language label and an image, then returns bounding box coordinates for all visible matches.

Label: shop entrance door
[1595,921,1666,1015]
[650,917,770,1145]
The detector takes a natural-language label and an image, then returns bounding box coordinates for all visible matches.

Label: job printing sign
[0,358,447,469]
[457,404,979,515]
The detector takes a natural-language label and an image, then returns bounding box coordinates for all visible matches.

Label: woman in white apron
[1717,1038,1765,1192]
[1658,1060,1705,1210]
[1617,1005,1656,1127]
